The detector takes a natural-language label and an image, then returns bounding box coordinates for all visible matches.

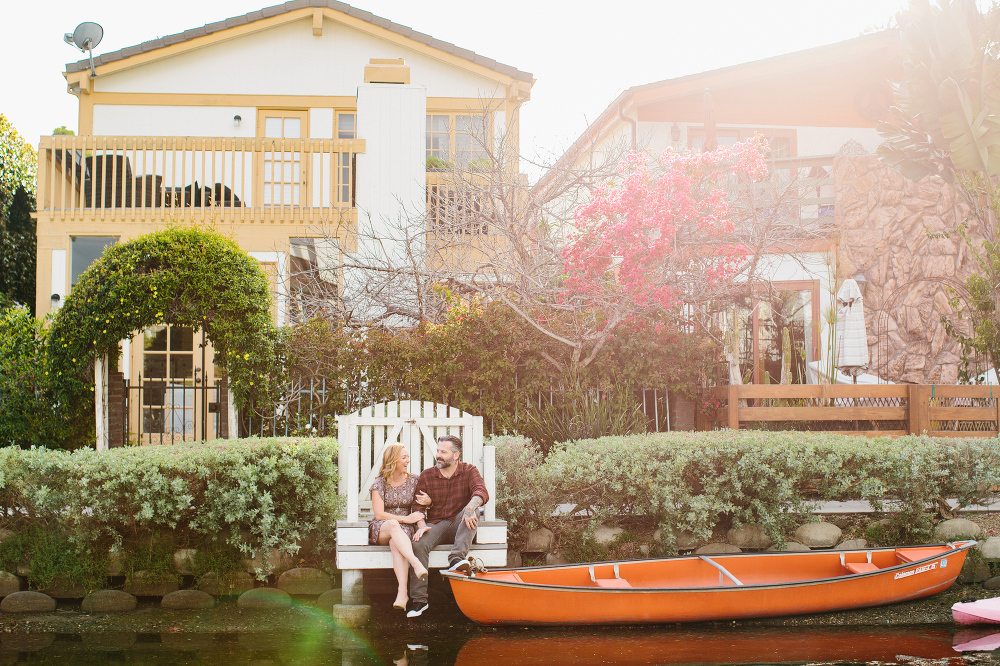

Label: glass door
[257,110,308,207]
[132,325,216,443]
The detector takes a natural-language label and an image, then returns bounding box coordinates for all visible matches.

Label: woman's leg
[377,520,427,579]
[388,540,408,608]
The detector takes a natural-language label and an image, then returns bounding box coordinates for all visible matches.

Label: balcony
[36,135,366,225]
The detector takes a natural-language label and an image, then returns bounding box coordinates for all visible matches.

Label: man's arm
[462,465,490,530]
[410,472,429,515]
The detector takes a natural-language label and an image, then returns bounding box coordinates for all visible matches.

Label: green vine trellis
[47,226,283,446]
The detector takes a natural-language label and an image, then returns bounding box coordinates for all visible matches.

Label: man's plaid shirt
[411,461,489,524]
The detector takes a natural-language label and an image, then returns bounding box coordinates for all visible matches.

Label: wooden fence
[702,384,1000,437]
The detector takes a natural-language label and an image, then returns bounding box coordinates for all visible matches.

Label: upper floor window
[337,113,356,140]
[426,114,488,168]
[688,128,795,159]
[71,236,117,287]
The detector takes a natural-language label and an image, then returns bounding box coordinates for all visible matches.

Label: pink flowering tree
[523,137,771,373]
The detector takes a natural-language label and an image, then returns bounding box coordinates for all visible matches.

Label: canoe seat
[845,562,878,574]
[589,564,631,588]
[594,578,632,588]
[896,547,941,563]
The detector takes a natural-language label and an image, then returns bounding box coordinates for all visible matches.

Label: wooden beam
[313,8,323,36]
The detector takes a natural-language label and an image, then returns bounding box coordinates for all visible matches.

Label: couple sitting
[369,434,488,618]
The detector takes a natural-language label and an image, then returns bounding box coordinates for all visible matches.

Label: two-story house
[34,0,533,442]
[541,31,979,388]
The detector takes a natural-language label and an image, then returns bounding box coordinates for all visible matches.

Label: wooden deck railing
[703,384,1000,437]
[36,135,365,225]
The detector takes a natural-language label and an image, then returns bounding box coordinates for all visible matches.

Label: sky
[4,0,912,177]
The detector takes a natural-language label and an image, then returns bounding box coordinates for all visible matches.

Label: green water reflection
[0,625,996,665]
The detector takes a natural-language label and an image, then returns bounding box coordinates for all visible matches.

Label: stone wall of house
[834,155,980,384]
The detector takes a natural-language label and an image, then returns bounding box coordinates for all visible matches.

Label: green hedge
[490,431,1000,552]
[0,437,341,586]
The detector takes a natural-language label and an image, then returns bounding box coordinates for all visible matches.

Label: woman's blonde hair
[378,444,406,482]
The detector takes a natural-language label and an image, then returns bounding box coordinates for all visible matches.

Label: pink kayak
[953,597,1000,625]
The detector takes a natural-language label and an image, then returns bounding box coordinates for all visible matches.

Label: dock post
[332,569,370,628]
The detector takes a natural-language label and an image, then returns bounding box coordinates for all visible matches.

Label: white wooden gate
[335,401,505,569]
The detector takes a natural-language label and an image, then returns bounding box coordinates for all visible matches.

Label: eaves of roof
[532,30,899,194]
[64,0,534,83]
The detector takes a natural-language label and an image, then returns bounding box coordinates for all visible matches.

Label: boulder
[316,588,342,611]
[639,544,650,556]
[276,567,332,596]
[984,576,1000,591]
[197,571,255,596]
[934,518,982,541]
[332,603,370,628]
[694,543,741,555]
[977,536,1000,561]
[242,548,293,575]
[524,528,554,553]
[81,590,137,613]
[837,539,869,550]
[107,551,123,576]
[506,551,522,568]
[726,524,772,549]
[41,576,88,599]
[794,522,842,548]
[124,572,180,597]
[161,590,215,610]
[545,551,570,566]
[0,572,20,598]
[957,558,991,584]
[766,542,811,552]
[237,587,291,610]
[0,591,56,614]
[593,525,624,546]
[674,531,698,551]
[173,549,197,575]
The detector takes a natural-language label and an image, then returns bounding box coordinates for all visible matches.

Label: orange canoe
[442,541,976,626]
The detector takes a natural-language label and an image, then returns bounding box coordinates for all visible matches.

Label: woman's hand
[406,511,425,524]
[412,525,431,542]
[414,491,431,506]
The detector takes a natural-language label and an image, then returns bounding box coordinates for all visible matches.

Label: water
[0,625,997,665]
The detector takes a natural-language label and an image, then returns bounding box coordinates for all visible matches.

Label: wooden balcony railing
[36,135,365,224]
[702,384,1000,437]
[742,154,836,226]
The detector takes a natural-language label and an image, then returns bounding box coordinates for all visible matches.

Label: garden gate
[334,400,506,571]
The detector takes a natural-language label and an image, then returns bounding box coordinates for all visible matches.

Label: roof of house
[534,30,900,192]
[65,0,534,83]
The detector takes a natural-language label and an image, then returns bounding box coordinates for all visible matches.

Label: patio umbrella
[835,278,869,384]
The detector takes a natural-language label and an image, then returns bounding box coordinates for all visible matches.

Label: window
[71,236,118,287]
[336,112,356,205]
[688,128,795,159]
[142,325,196,435]
[337,113,356,139]
[427,185,487,234]
[734,281,819,384]
[289,238,341,323]
[426,114,488,168]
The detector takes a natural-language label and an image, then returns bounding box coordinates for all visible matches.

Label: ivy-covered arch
[48,227,283,442]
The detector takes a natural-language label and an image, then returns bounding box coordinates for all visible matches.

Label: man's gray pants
[408,511,477,604]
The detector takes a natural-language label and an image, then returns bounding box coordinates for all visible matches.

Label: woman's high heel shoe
[414,564,428,581]
[393,592,407,610]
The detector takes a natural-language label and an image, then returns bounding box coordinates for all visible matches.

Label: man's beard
[436,459,447,469]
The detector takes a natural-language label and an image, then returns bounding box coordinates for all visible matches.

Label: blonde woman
[370,444,431,610]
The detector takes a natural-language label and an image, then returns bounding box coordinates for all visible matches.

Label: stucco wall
[834,155,979,384]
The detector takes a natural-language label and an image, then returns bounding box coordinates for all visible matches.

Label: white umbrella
[836,278,869,384]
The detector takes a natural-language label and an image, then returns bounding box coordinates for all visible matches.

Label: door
[129,325,218,443]
[257,110,309,207]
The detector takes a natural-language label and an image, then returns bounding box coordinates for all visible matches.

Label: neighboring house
[541,31,977,386]
[34,0,533,442]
